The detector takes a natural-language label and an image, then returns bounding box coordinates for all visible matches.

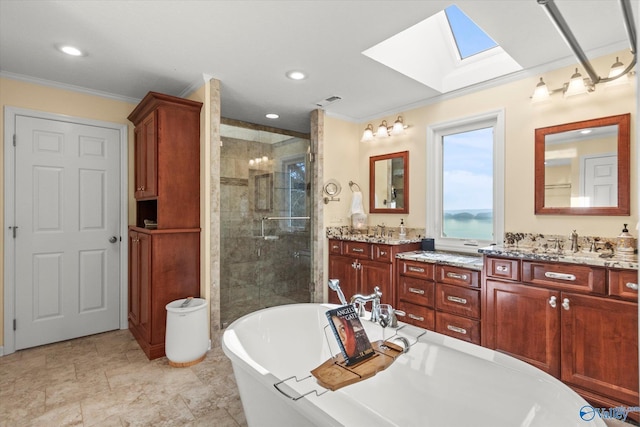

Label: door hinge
[13,134,16,146]
[13,319,16,331]
[9,226,18,238]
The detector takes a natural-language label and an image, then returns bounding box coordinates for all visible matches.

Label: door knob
[109,236,118,243]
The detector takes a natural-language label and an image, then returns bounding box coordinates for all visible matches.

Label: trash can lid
[166,297,207,313]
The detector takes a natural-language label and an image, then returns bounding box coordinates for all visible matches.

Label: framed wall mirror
[369,151,409,214]
[534,113,630,215]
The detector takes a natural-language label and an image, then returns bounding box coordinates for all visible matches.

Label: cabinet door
[137,232,152,342]
[134,113,157,199]
[561,292,639,405]
[327,255,358,305]
[128,231,141,326]
[360,259,393,305]
[485,279,560,376]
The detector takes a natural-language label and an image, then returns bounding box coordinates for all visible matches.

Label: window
[283,156,307,229]
[427,110,504,252]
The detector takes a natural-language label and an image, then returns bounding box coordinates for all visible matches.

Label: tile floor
[1,328,637,427]
[0,329,248,427]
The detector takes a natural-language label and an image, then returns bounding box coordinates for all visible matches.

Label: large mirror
[369,151,409,214]
[535,113,630,215]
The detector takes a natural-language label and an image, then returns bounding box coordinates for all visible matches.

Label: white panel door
[14,115,120,349]
[582,154,617,207]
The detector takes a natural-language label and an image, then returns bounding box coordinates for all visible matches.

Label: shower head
[328,279,348,305]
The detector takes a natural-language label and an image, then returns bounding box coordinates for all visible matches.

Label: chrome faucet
[350,286,382,323]
[327,279,348,305]
[570,230,579,253]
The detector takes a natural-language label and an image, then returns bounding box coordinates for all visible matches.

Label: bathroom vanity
[327,238,419,306]
[395,252,484,344]
[480,247,639,418]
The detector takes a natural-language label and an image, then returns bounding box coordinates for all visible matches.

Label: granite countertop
[397,250,484,271]
[478,245,638,270]
[328,234,422,245]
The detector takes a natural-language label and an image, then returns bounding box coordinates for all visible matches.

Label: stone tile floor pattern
[1,327,637,426]
[0,329,247,427]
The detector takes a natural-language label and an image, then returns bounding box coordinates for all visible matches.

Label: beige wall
[0,77,137,348]
[323,52,637,241]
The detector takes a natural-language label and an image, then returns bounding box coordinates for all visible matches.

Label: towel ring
[349,181,361,192]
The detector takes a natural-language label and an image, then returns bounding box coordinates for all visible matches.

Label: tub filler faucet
[350,286,383,323]
[327,279,348,305]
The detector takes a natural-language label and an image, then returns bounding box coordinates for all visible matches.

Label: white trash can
[165,297,208,367]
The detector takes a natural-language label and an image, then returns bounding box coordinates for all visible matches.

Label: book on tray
[326,305,375,366]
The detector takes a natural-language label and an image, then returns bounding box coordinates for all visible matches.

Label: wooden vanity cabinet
[483,256,639,411]
[434,265,481,344]
[396,260,436,330]
[128,92,202,360]
[327,239,419,306]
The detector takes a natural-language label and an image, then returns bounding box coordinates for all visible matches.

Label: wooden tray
[311,340,403,391]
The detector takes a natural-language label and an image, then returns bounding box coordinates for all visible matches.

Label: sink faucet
[570,230,579,253]
[350,286,382,323]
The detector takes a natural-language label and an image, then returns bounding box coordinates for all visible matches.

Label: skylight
[362,6,522,93]
[444,5,498,59]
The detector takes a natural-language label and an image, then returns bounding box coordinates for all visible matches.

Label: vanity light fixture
[360,116,408,142]
[533,0,636,102]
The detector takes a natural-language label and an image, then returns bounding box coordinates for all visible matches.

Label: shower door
[220,124,312,327]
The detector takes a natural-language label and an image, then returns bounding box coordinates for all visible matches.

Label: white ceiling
[0,0,637,134]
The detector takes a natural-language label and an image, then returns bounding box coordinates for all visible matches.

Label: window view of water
[443,209,493,240]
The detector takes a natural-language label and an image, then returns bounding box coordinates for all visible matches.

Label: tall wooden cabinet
[483,256,639,415]
[128,92,202,360]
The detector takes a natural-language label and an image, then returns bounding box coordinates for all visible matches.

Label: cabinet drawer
[608,269,639,301]
[437,265,479,288]
[435,283,480,319]
[398,276,435,307]
[372,244,392,263]
[328,240,342,255]
[398,260,435,280]
[485,257,520,281]
[397,301,434,330]
[522,261,605,294]
[435,312,481,345]
[343,241,371,260]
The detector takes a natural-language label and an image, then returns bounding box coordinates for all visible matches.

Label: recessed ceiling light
[286,70,306,80]
[266,113,279,119]
[58,45,85,56]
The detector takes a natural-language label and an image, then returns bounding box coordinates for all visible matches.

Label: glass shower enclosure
[220,122,312,327]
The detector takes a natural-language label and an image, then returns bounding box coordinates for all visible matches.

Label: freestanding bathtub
[222,303,606,427]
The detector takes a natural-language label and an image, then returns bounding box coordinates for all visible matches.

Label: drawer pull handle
[408,314,424,322]
[447,325,467,335]
[408,266,425,273]
[626,282,639,291]
[544,272,576,281]
[408,287,425,295]
[496,265,509,272]
[351,248,365,253]
[332,245,339,249]
[446,295,467,305]
[446,272,468,281]
[548,296,557,308]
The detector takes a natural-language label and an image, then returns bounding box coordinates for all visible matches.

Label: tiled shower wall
[220,135,311,327]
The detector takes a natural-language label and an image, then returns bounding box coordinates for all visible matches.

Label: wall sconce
[361,116,408,141]
[533,0,636,102]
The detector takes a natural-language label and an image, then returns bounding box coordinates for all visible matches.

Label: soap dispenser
[399,219,406,240]
[616,224,635,258]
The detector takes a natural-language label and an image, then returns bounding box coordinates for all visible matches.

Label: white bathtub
[222,303,604,427]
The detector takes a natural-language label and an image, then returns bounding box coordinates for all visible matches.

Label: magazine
[326,305,375,366]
